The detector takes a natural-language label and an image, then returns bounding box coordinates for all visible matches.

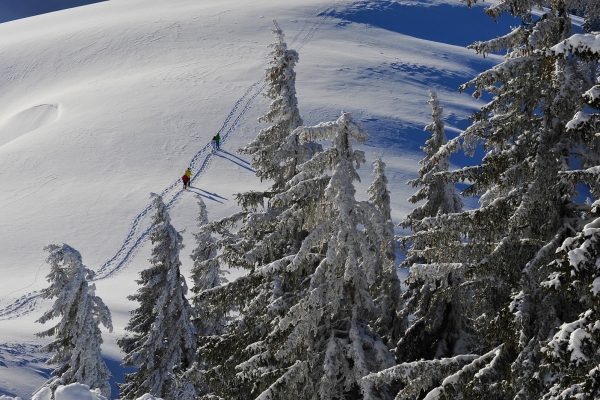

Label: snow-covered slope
[0,0,517,397]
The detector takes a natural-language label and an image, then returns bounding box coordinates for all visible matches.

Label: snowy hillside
[0,0,520,397]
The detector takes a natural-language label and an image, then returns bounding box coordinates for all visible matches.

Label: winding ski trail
[0,2,340,321]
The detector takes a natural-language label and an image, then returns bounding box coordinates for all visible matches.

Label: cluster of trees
[33,0,600,396]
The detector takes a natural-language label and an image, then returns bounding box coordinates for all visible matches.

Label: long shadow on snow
[361,115,486,168]
[105,357,135,400]
[188,187,225,204]
[216,153,256,173]
[326,1,522,48]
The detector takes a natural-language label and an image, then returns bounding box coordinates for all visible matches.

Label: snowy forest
[9,0,600,398]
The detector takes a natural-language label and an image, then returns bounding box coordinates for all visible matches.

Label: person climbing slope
[215,133,221,150]
[211,136,217,154]
[182,167,192,190]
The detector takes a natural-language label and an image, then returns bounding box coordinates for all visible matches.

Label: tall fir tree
[188,22,324,399]
[394,91,466,364]
[118,193,196,400]
[533,32,600,399]
[190,197,226,336]
[367,1,600,398]
[35,244,113,398]
[194,114,398,400]
[231,112,395,399]
[239,19,312,193]
[367,155,402,348]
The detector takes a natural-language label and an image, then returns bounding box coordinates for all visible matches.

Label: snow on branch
[551,33,600,59]
[363,353,481,399]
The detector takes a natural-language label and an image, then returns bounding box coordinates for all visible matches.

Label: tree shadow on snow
[326,1,522,48]
[188,187,225,204]
[215,152,255,173]
[218,150,251,165]
[105,357,135,400]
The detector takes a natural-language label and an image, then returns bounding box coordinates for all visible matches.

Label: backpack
[182,174,189,183]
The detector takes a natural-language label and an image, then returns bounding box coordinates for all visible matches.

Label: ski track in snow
[0,2,339,321]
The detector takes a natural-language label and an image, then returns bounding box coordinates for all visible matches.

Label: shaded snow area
[0,0,518,397]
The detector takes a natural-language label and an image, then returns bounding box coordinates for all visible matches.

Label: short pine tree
[118,193,196,400]
[35,244,113,398]
[400,90,463,230]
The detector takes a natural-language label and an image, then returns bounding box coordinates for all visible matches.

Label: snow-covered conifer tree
[118,193,196,400]
[188,24,323,398]
[239,20,316,194]
[394,91,466,363]
[182,198,227,397]
[532,34,600,398]
[400,90,462,229]
[366,1,600,398]
[537,204,600,399]
[239,112,395,399]
[195,113,396,400]
[366,155,402,346]
[189,198,226,336]
[35,244,112,398]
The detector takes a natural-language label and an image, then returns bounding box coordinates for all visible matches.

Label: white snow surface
[0,0,509,397]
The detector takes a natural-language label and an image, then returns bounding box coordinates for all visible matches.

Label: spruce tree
[288,112,396,399]
[394,91,466,363]
[189,23,323,398]
[239,20,309,193]
[190,198,226,336]
[533,34,600,399]
[194,113,398,400]
[366,1,600,398]
[231,112,395,399]
[35,244,113,398]
[367,155,402,348]
[400,90,463,229]
[118,193,196,399]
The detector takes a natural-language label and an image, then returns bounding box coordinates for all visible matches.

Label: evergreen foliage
[239,20,314,193]
[269,112,396,400]
[118,193,196,400]
[394,92,466,364]
[367,155,403,348]
[198,112,397,400]
[400,90,463,230]
[35,244,113,398]
[190,198,226,336]
[187,23,326,399]
[367,0,600,398]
